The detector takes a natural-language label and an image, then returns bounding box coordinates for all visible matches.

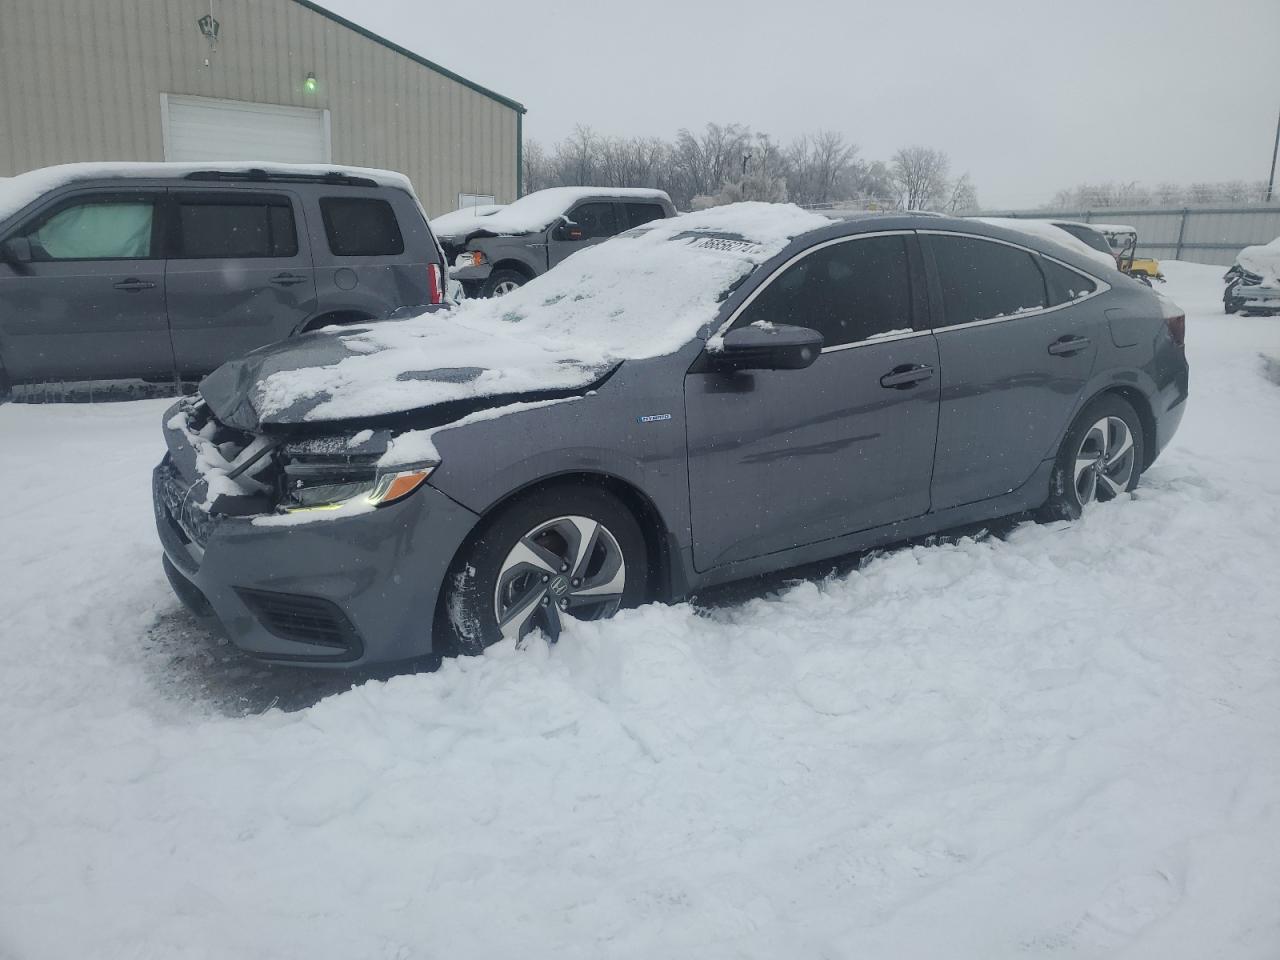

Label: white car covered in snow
[1224,236,1280,315]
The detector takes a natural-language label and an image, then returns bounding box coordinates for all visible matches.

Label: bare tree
[943,172,979,214]
[522,138,548,195]
[669,122,754,208]
[785,131,858,206]
[891,146,950,210]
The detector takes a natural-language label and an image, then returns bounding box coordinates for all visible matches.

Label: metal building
[0,0,525,215]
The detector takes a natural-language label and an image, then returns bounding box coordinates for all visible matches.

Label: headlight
[282,458,437,512]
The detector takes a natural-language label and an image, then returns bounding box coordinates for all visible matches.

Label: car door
[685,231,939,571]
[922,231,1103,511]
[164,189,315,377]
[547,200,623,269]
[0,190,173,382]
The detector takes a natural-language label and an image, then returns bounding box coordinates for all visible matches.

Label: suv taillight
[1164,312,1185,347]
[427,263,443,304]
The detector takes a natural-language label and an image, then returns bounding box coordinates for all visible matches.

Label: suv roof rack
[183,169,379,188]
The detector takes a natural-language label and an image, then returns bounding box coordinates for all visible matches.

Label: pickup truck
[432,187,676,297]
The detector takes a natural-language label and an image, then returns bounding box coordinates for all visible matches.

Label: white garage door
[163,94,330,164]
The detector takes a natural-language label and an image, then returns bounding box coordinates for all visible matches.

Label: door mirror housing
[1,236,32,267]
[551,219,584,242]
[709,323,824,371]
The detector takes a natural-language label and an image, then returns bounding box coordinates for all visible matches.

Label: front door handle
[113,278,155,292]
[1047,335,1091,356]
[879,363,935,389]
[270,273,308,286]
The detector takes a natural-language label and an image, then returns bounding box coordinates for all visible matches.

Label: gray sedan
[153,207,1189,668]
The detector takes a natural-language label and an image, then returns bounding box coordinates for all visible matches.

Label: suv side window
[929,234,1048,326]
[320,197,405,256]
[624,202,666,229]
[23,197,156,260]
[735,235,914,349]
[566,201,619,240]
[175,194,298,259]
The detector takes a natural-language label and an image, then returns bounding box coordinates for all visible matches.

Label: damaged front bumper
[152,399,481,667]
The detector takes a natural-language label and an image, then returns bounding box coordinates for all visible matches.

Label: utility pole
[1269,105,1280,203]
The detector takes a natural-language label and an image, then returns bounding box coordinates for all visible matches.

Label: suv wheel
[1039,394,1145,521]
[480,269,527,298]
[441,485,649,655]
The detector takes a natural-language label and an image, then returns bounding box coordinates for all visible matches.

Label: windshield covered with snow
[247,203,832,423]
[1236,236,1280,282]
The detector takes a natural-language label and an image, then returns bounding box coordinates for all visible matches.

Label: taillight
[1164,312,1185,346]
[427,262,443,304]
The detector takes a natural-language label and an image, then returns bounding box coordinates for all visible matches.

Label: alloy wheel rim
[492,280,520,296]
[1074,416,1135,506]
[493,515,627,642]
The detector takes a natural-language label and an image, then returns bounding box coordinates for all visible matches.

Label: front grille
[155,460,220,548]
[236,588,363,655]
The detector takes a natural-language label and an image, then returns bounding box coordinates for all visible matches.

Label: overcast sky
[323,0,1280,208]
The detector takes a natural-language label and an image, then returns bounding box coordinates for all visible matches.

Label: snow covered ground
[2,262,1279,959]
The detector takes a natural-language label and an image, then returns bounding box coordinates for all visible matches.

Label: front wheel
[480,269,527,298]
[440,484,649,655]
[1039,395,1145,521]
[1224,281,1243,314]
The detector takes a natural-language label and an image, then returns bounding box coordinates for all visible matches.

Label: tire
[479,269,527,298]
[0,360,10,403]
[440,483,649,655]
[1039,394,1145,522]
[1224,281,1242,315]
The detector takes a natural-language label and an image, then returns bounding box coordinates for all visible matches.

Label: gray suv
[435,187,676,297]
[153,206,1188,669]
[0,164,444,391]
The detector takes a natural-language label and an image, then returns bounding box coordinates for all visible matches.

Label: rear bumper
[153,460,481,668]
[1150,356,1189,464]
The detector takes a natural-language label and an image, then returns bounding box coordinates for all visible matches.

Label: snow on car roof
[0,161,418,224]
[429,186,671,241]
[972,217,1119,273]
[252,202,832,423]
[1236,236,1280,281]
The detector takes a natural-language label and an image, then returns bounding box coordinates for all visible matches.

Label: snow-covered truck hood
[1235,237,1280,282]
[201,203,833,428]
[430,186,672,242]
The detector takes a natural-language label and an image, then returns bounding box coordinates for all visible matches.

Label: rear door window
[320,197,405,256]
[566,201,619,240]
[24,198,156,260]
[1040,258,1098,304]
[175,195,298,259]
[735,234,915,349]
[624,202,667,229]
[929,234,1048,326]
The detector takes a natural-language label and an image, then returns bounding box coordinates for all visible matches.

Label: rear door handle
[879,364,935,389]
[1048,335,1091,356]
[270,273,308,286]
[113,278,155,292]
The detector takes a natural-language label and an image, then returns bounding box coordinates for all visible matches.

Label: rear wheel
[480,269,527,298]
[440,484,649,655]
[1039,394,1145,521]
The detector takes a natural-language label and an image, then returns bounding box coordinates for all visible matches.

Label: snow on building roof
[429,187,672,241]
[250,202,831,423]
[0,161,419,225]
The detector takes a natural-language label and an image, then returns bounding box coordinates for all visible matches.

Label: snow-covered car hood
[201,203,832,429]
[429,187,671,242]
[1235,237,1280,282]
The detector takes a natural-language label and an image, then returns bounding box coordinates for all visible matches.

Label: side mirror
[710,323,824,371]
[1,237,32,268]
[552,219,585,242]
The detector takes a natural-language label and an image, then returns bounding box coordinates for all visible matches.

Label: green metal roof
[291,0,527,114]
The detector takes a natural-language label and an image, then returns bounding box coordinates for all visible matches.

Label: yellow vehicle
[1094,223,1165,284]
